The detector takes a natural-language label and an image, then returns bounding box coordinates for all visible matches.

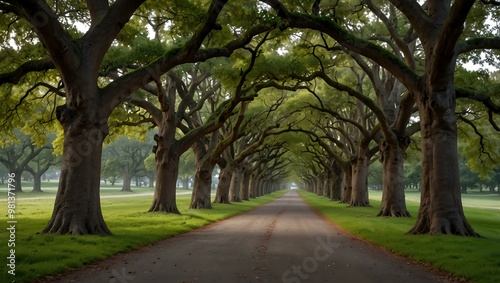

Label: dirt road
[52,190,455,283]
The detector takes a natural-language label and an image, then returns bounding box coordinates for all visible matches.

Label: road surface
[49,190,457,283]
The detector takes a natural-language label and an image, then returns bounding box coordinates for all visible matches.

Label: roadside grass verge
[298,189,500,283]
[0,190,286,283]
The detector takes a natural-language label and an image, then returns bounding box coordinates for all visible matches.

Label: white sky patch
[277,47,288,55]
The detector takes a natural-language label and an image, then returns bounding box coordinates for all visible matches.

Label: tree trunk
[229,165,242,202]
[32,172,43,192]
[181,178,190,190]
[350,155,370,207]
[42,124,111,235]
[408,88,478,236]
[341,168,352,203]
[488,185,494,194]
[190,158,215,209]
[330,162,342,201]
[11,169,23,192]
[315,175,323,196]
[323,174,330,198]
[378,136,411,217]
[257,177,264,197]
[214,165,233,204]
[306,179,314,192]
[121,171,133,192]
[248,172,258,198]
[261,180,268,195]
[240,168,251,201]
[147,174,155,188]
[149,134,180,214]
[461,186,467,194]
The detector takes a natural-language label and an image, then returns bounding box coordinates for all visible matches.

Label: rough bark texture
[190,158,214,209]
[229,166,242,202]
[340,168,353,204]
[213,165,232,204]
[149,134,180,214]
[349,155,370,207]
[330,162,343,201]
[408,88,478,236]
[378,136,411,217]
[42,124,111,235]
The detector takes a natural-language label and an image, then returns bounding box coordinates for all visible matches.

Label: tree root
[213,195,231,204]
[148,201,180,214]
[407,216,480,237]
[377,207,411,217]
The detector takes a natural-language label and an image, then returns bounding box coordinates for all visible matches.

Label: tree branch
[456,87,500,114]
[8,0,79,76]
[257,1,419,91]
[429,0,475,84]
[0,58,54,85]
[100,22,276,117]
[456,37,500,55]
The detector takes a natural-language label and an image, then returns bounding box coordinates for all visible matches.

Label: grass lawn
[0,187,287,283]
[1,180,162,198]
[298,189,500,283]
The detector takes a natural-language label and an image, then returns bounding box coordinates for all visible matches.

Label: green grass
[0,189,287,283]
[0,180,166,198]
[298,189,500,283]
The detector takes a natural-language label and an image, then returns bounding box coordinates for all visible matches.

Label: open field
[0,180,158,199]
[299,189,500,283]
[0,186,287,283]
[371,189,500,210]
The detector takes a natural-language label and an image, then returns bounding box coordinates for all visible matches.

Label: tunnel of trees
[0,0,499,236]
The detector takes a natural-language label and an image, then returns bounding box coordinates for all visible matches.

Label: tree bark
[408,88,478,236]
[146,173,155,188]
[12,170,23,193]
[32,172,43,192]
[315,175,323,196]
[240,168,251,201]
[248,171,258,198]
[340,168,353,204]
[330,161,343,201]
[121,171,133,192]
[190,141,215,209]
[229,165,242,202]
[378,135,411,217]
[190,159,215,209]
[42,123,111,235]
[323,174,331,198]
[350,155,370,207]
[149,133,180,214]
[257,177,265,197]
[214,164,233,204]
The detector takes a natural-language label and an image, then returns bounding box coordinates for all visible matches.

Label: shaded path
[51,190,455,283]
